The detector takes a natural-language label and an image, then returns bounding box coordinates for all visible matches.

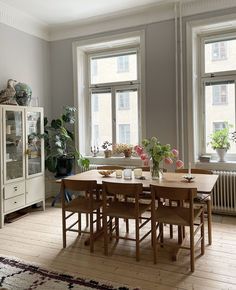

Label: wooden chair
[151,185,205,272]
[176,168,213,245]
[61,179,102,252]
[102,181,151,261]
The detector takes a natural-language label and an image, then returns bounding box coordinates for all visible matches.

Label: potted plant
[209,126,230,162]
[101,141,112,158]
[44,106,89,176]
[113,143,133,158]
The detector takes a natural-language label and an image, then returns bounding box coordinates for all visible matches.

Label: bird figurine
[0,79,18,105]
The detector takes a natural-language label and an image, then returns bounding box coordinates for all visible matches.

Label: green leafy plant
[44,106,89,173]
[209,126,231,150]
[101,141,112,151]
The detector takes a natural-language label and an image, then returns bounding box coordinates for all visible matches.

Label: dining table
[63,169,218,194]
[61,169,218,259]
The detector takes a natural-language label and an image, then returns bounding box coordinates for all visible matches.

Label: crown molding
[1,0,236,42]
[0,1,49,40]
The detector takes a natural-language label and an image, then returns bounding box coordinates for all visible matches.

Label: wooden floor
[0,203,236,290]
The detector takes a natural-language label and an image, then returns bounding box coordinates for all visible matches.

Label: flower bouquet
[134,137,184,179]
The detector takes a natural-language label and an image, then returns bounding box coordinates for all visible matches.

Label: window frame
[199,33,236,158]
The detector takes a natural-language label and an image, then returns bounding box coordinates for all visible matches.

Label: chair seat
[106,201,151,219]
[155,206,203,226]
[65,197,102,213]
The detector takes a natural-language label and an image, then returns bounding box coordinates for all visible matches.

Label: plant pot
[124,149,132,158]
[104,150,112,158]
[55,156,74,177]
[216,148,227,162]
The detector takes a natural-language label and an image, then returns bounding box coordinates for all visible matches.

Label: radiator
[212,170,236,215]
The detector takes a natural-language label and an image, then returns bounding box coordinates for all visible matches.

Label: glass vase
[150,159,163,180]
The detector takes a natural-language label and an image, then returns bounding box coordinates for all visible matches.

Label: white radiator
[212,170,236,215]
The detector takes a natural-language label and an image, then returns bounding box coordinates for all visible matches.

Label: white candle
[188,162,191,176]
[134,168,142,178]
[124,169,132,180]
[116,170,122,178]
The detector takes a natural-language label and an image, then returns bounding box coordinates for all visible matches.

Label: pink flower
[176,159,184,169]
[140,153,148,161]
[172,149,179,158]
[134,145,144,156]
[164,157,173,165]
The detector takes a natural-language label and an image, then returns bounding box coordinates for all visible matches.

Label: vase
[104,150,112,158]
[215,148,227,162]
[150,159,163,180]
[124,149,132,158]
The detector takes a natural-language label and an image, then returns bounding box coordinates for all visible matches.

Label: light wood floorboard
[0,204,236,290]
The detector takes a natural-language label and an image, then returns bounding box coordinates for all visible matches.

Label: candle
[188,162,191,176]
[124,169,132,180]
[134,168,142,179]
[116,170,122,178]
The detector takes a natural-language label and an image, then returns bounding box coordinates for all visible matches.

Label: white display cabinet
[0,105,45,228]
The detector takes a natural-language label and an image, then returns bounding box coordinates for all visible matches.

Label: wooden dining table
[64,169,218,194]
[62,169,218,258]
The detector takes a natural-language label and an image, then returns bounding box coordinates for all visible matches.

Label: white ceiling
[0,0,174,25]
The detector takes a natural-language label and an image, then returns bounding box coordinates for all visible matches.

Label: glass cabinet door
[26,109,44,177]
[4,108,24,182]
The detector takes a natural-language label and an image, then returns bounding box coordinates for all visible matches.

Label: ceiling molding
[0,1,49,40]
[0,0,236,42]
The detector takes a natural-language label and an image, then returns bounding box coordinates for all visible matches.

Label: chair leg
[169,224,173,238]
[86,213,89,227]
[78,213,81,235]
[103,215,108,256]
[152,218,157,264]
[190,224,195,272]
[115,218,119,241]
[201,211,205,255]
[62,209,66,248]
[207,199,212,245]
[135,218,140,262]
[89,212,94,253]
[160,223,164,247]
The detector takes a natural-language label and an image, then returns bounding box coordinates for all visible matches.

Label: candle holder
[91,146,99,157]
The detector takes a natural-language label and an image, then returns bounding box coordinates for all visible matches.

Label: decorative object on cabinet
[101,140,112,158]
[0,79,18,105]
[14,82,32,106]
[0,105,45,228]
[44,106,89,177]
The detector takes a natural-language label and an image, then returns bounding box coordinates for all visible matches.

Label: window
[212,85,228,105]
[213,121,227,132]
[89,49,139,148]
[211,41,227,61]
[118,124,130,143]
[74,31,145,156]
[118,92,130,110]
[200,34,236,155]
[117,55,129,73]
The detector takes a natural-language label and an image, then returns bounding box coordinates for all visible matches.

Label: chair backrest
[102,181,142,198]
[176,168,213,175]
[61,179,98,209]
[97,165,125,170]
[151,185,197,205]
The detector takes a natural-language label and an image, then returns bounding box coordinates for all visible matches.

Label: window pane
[116,90,138,144]
[205,82,236,153]
[91,92,112,146]
[90,52,137,84]
[205,39,236,73]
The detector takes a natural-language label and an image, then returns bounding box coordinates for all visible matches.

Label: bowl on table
[98,170,115,177]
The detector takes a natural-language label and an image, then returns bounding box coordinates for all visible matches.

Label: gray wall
[49,7,236,157]
[0,23,51,117]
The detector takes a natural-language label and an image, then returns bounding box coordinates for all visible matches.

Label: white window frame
[72,30,146,157]
[186,14,236,168]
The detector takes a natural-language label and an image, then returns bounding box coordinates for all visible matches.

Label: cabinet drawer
[4,194,25,213]
[4,182,25,199]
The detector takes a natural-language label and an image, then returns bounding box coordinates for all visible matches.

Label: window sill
[196,160,236,171]
[86,156,142,167]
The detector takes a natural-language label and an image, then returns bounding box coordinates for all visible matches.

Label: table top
[64,170,218,193]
